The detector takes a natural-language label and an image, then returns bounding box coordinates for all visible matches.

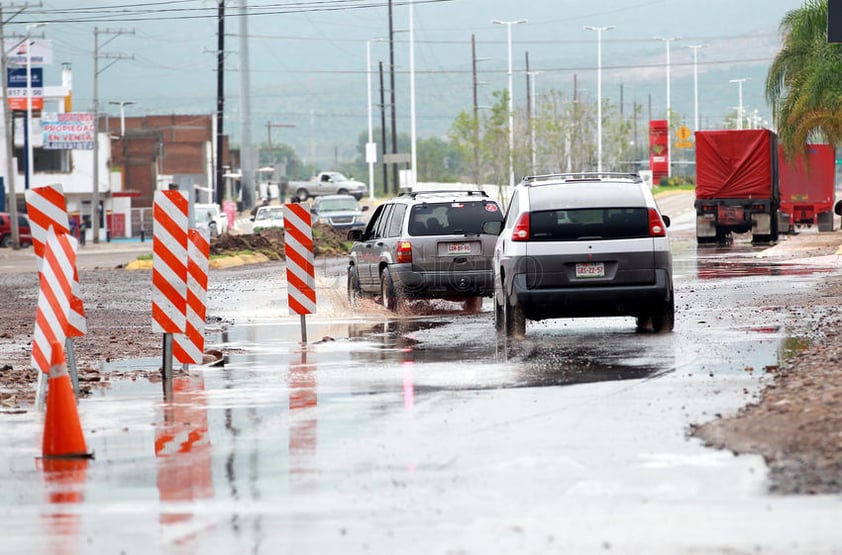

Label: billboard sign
[41,112,95,150]
[4,39,53,66]
[830,0,842,43]
[7,67,43,111]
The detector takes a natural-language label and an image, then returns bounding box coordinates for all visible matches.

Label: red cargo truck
[778,144,836,232]
[695,129,780,245]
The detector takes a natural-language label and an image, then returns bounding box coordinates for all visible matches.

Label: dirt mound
[210,224,352,260]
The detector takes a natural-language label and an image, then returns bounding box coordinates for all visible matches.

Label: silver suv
[347,190,504,312]
[489,173,674,336]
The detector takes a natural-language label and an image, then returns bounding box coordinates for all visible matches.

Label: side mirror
[362,206,370,212]
[662,215,671,228]
[347,229,363,242]
[482,220,503,235]
[835,200,842,217]
[249,216,255,222]
[311,207,317,214]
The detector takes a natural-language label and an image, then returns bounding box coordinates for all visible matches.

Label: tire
[504,297,526,337]
[494,297,505,332]
[347,266,363,306]
[380,267,404,313]
[463,296,483,313]
[208,222,218,239]
[0,234,10,248]
[818,211,834,232]
[337,188,348,196]
[296,188,309,201]
[650,297,675,333]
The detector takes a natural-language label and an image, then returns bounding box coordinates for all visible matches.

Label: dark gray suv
[490,173,674,336]
[347,190,503,312]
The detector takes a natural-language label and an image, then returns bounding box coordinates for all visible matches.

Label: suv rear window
[408,201,502,236]
[530,207,649,241]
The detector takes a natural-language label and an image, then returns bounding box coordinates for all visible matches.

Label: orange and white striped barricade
[26,184,87,401]
[173,228,210,365]
[31,227,79,410]
[152,190,189,392]
[283,202,317,343]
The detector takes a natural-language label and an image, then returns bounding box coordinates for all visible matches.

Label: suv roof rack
[398,189,489,199]
[522,172,642,185]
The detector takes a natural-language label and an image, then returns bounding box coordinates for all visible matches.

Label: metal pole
[491,19,526,189]
[299,314,307,344]
[379,61,387,195]
[162,333,174,399]
[409,0,417,189]
[92,28,100,243]
[366,39,375,200]
[655,36,679,178]
[0,8,21,249]
[25,31,32,192]
[215,0,225,205]
[686,45,705,131]
[585,26,615,173]
[388,0,398,194]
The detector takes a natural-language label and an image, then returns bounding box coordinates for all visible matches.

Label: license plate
[575,262,605,278]
[447,242,472,255]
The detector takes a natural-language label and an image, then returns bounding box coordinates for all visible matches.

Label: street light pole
[409,0,417,189]
[685,44,706,132]
[25,23,45,194]
[729,78,749,130]
[655,36,679,178]
[585,25,614,173]
[526,70,542,174]
[492,18,527,189]
[108,100,134,136]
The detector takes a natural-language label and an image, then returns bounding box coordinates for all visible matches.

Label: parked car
[194,202,227,238]
[310,194,369,231]
[346,190,503,312]
[289,171,367,201]
[0,212,32,247]
[489,172,674,336]
[250,205,285,233]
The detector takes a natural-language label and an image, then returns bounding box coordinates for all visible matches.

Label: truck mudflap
[696,214,716,239]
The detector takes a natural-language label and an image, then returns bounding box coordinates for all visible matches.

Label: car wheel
[504,297,526,337]
[208,222,218,239]
[337,188,348,196]
[296,188,309,201]
[494,296,505,332]
[0,234,10,248]
[650,297,675,333]
[347,266,363,305]
[463,296,483,313]
[380,268,405,313]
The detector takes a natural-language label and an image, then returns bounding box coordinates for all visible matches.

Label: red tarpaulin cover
[695,129,775,199]
[779,144,835,209]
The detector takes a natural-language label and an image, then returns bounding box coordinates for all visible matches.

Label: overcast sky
[8,0,808,161]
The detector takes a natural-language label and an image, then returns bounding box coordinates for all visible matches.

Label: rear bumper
[392,264,494,298]
[511,269,672,320]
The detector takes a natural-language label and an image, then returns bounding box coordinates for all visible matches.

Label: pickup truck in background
[778,144,836,233]
[289,172,367,201]
[695,129,780,245]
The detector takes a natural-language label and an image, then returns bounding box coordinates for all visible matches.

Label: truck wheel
[337,188,349,196]
[347,267,364,306]
[0,234,10,248]
[494,296,505,332]
[296,188,309,201]
[818,211,834,232]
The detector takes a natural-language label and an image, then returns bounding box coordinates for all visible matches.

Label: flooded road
[2,204,842,553]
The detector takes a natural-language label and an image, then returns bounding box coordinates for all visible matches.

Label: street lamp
[366,38,387,200]
[585,25,614,173]
[655,36,679,178]
[108,100,134,137]
[25,23,46,193]
[491,18,527,189]
[729,78,749,130]
[409,0,418,190]
[685,44,706,132]
[526,70,543,174]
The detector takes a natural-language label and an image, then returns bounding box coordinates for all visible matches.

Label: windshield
[408,201,502,236]
[317,198,359,212]
[255,207,285,220]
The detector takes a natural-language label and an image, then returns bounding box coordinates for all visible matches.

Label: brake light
[512,213,530,241]
[397,241,413,263]
[648,208,666,237]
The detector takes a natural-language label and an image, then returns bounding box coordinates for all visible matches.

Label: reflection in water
[154,375,213,549]
[289,349,318,490]
[697,260,833,280]
[40,458,89,555]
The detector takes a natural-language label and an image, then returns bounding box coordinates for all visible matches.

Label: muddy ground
[2,228,842,495]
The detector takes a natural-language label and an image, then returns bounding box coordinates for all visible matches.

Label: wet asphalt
[2,198,842,554]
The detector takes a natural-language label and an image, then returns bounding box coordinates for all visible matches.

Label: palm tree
[766,0,842,158]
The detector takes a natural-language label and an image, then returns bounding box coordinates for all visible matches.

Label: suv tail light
[512,213,530,241]
[648,208,666,237]
[397,241,413,263]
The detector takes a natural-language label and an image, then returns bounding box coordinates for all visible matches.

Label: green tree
[766,0,842,157]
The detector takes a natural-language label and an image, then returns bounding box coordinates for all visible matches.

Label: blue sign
[7,67,42,88]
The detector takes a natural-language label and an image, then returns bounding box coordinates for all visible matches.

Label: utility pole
[525,51,531,175]
[387,0,398,194]
[238,0,254,211]
[215,0,225,206]
[92,27,134,244]
[471,34,480,188]
[0,2,42,250]
[379,61,388,195]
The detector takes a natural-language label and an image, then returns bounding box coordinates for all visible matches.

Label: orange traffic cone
[42,342,92,459]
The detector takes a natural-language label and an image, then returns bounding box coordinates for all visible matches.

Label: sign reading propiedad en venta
[41,112,95,150]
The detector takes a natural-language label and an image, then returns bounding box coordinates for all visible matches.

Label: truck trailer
[778,144,836,233]
[694,129,780,245]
